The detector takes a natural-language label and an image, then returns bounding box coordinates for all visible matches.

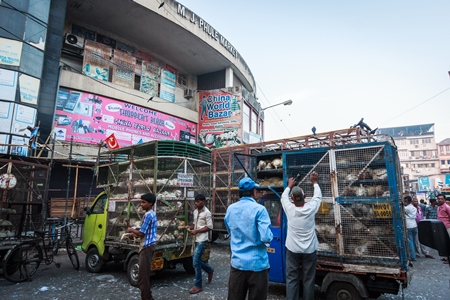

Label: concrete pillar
[225,67,233,88]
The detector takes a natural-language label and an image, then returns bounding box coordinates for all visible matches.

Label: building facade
[378,124,440,192]
[0,0,265,159]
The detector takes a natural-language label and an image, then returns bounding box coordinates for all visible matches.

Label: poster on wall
[11,104,37,134]
[19,74,40,105]
[0,102,13,132]
[140,61,160,97]
[0,38,23,66]
[83,40,111,82]
[198,90,242,149]
[112,50,135,89]
[0,69,17,101]
[10,135,29,156]
[0,134,9,154]
[53,88,197,146]
[159,69,176,103]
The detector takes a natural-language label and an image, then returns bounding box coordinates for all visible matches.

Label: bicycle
[2,220,80,283]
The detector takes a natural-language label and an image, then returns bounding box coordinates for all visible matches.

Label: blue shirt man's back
[224,196,273,271]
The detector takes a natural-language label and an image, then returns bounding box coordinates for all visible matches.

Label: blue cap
[238,177,259,191]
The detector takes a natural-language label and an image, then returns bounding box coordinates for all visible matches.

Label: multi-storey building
[378,124,440,192]
[0,0,264,160]
[437,138,450,186]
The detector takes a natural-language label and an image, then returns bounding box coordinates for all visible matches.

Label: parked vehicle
[211,128,411,299]
[81,141,212,286]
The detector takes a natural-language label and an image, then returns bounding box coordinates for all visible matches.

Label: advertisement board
[112,50,134,89]
[198,90,242,149]
[83,40,111,82]
[0,69,17,101]
[19,74,40,105]
[159,69,176,102]
[0,38,23,66]
[53,88,197,146]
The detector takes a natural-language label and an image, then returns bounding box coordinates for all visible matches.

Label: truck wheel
[326,282,362,300]
[183,257,195,274]
[85,248,105,273]
[211,231,219,242]
[127,255,139,287]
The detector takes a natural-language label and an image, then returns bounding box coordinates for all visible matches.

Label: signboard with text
[53,88,197,146]
[198,90,242,149]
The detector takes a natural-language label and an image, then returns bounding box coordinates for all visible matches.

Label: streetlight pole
[261,99,293,111]
[258,99,293,141]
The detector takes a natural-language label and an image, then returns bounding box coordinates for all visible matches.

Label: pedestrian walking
[224,177,273,300]
[281,172,322,300]
[126,193,157,300]
[185,194,214,294]
[404,196,417,261]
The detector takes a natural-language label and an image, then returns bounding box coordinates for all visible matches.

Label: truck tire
[183,257,195,274]
[85,248,105,273]
[326,282,362,300]
[211,231,219,242]
[127,255,139,287]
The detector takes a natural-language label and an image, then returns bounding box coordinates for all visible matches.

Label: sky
[179,0,450,143]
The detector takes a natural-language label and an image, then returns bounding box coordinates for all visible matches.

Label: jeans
[286,249,317,300]
[193,241,213,288]
[407,227,417,260]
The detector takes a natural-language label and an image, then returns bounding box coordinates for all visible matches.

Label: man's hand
[310,172,318,184]
[287,177,295,189]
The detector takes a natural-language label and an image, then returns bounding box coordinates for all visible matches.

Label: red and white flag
[105,133,120,149]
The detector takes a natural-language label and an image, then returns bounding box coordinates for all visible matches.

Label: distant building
[437,138,450,180]
[377,124,440,192]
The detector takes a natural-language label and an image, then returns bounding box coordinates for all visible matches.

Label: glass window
[28,0,51,23]
[251,110,257,133]
[263,199,282,228]
[442,160,446,165]
[447,160,450,165]
[243,103,250,133]
[91,195,107,214]
[20,43,44,78]
[440,146,444,152]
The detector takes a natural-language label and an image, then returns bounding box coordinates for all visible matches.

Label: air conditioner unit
[64,34,84,49]
[233,86,241,93]
[416,169,420,173]
[183,88,193,99]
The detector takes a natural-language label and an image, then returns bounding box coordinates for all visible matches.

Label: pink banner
[54,88,197,146]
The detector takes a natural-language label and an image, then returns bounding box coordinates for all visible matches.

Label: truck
[81,141,212,286]
[211,128,411,299]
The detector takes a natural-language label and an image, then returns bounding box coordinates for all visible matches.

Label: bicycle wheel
[66,239,79,270]
[3,241,42,283]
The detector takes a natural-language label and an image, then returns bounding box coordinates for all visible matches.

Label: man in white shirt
[185,194,214,294]
[280,172,322,300]
[404,196,417,261]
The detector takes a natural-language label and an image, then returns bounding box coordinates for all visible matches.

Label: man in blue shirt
[224,177,273,300]
[126,193,157,300]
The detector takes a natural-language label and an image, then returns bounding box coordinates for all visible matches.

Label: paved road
[1,240,450,299]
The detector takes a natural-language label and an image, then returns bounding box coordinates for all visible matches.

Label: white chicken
[271,157,282,169]
[257,160,267,171]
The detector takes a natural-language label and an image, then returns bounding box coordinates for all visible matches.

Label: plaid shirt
[425,205,438,219]
[140,209,157,248]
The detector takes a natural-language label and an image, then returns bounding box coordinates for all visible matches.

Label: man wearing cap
[281,172,322,300]
[224,177,273,300]
[126,193,157,300]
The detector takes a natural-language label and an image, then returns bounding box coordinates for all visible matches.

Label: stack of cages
[97,141,211,248]
[211,146,247,233]
[284,141,408,269]
[0,157,50,250]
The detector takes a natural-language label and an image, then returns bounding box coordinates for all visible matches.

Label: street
[1,239,450,300]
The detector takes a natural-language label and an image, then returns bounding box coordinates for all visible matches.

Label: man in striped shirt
[126,193,157,300]
[225,177,273,300]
